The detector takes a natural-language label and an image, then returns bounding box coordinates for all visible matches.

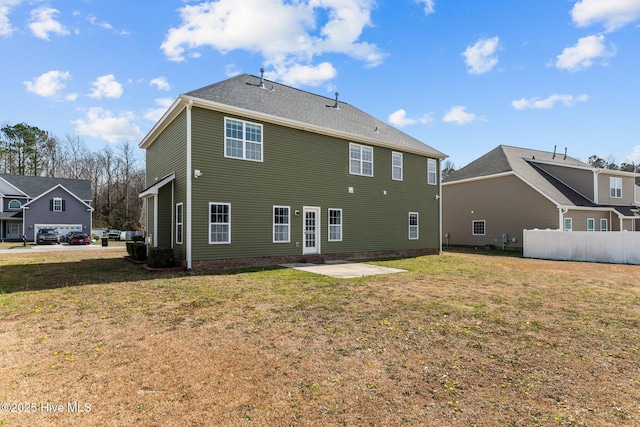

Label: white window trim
[349,142,374,177]
[409,212,419,240]
[209,202,231,244]
[392,152,403,181]
[8,199,21,210]
[564,217,572,231]
[53,197,63,212]
[328,208,342,242]
[610,177,622,198]
[427,158,437,185]
[273,205,290,243]
[587,218,595,232]
[176,202,183,244]
[472,220,486,236]
[224,117,263,162]
[600,218,608,232]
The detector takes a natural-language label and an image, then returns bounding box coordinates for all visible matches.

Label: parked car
[36,228,61,245]
[69,232,91,245]
[107,229,121,240]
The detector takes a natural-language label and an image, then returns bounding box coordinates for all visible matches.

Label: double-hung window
[409,212,419,240]
[209,203,231,244]
[273,206,290,243]
[392,152,403,181]
[350,143,373,177]
[225,118,263,161]
[427,159,437,185]
[472,220,485,235]
[176,203,183,244]
[563,218,572,231]
[328,208,342,241]
[587,218,595,232]
[600,218,608,232]
[610,177,622,198]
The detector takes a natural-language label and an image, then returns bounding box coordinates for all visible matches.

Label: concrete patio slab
[280,260,406,278]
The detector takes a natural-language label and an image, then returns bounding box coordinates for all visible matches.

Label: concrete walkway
[280,260,406,278]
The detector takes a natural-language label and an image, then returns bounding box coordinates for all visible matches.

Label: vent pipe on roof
[333,92,340,109]
[552,145,557,159]
[564,147,567,160]
[258,68,266,89]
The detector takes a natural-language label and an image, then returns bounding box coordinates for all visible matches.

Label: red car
[69,232,91,245]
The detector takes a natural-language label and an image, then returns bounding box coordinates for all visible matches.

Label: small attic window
[8,199,21,210]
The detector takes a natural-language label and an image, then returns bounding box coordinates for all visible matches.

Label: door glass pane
[305,212,316,248]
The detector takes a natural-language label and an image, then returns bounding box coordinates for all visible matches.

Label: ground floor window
[328,208,342,241]
[409,212,419,240]
[600,218,608,231]
[564,218,572,231]
[273,206,290,243]
[209,203,230,244]
[472,220,485,235]
[587,218,595,232]
[176,203,183,244]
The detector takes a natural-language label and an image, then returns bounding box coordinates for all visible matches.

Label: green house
[139,72,446,270]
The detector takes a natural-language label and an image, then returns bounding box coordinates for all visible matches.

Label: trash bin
[101,237,108,247]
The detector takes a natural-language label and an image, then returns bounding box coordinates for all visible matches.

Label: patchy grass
[0,249,639,426]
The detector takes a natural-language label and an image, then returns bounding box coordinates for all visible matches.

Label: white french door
[302,207,320,255]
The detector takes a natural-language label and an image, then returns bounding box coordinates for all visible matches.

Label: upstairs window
[51,197,65,212]
[392,152,403,181]
[350,143,373,177]
[610,177,622,198]
[427,159,437,185]
[8,199,21,210]
[225,118,263,162]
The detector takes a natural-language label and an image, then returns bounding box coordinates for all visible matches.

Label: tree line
[0,122,145,230]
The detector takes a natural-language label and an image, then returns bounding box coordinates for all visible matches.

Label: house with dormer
[0,174,93,242]
[139,72,446,270]
[442,145,640,249]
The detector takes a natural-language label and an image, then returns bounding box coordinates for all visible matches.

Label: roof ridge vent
[258,68,266,89]
[333,92,340,109]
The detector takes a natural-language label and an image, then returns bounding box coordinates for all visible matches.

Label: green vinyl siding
[145,109,188,259]
[188,107,439,261]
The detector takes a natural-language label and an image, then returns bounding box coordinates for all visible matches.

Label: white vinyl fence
[523,229,640,265]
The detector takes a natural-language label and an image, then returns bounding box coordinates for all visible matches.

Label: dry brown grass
[1,249,639,426]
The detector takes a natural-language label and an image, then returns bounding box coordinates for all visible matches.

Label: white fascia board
[22,184,94,211]
[139,97,186,149]
[0,176,28,197]
[442,171,514,186]
[182,96,445,159]
[138,173,176,198]
[530,158,639,178]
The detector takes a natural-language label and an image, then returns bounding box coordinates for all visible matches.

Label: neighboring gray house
[442,145,640,249]
[139,72,446,269]
[0,174,93,242]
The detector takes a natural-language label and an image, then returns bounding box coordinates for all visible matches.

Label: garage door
[34,224,82,241]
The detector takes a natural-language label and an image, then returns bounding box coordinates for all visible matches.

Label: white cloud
[89,75,123,99]
[555,34,616,72]
[150,77,171,91]
[73,107,143,143]
[267,62,337,87]
[511,94,589,110]
[462,36,500,75]
[415,0,436,15]
[388,109,434,127]
[626,146,640,163]
[28,7,69,40]
[23,70,71,97]
[571,0,640,32]
[160,0,385,86]
[0,0,22,36]
[443,106,480,125]
[87,13,129,35]
[144,97,174,122]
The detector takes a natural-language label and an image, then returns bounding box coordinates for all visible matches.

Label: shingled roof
[171,73,445,159]
[0,174,92,200]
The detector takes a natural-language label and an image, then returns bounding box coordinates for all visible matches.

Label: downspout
[559,207,568,230]
[186,99,193,270]
[593,169,601,204]
[438,158,443,254]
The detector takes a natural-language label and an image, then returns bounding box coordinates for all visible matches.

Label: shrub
[126,242,135,257]
[127,242,147,261]
[147,247,174,268]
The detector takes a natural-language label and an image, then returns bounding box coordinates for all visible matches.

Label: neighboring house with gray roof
[0,174,93,242]
[139,71,446,269]
[442,145,640,249]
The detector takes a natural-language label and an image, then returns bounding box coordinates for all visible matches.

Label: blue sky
[1,0,639,168]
